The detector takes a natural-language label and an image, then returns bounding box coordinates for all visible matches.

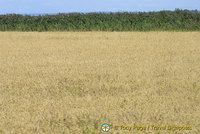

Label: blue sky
[0,0,199,14]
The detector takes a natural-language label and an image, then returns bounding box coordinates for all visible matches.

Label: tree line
[0,9,200,31]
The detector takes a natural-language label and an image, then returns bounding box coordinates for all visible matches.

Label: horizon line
[0,9,199,16]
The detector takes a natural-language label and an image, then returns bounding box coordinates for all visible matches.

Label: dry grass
[0,32,200,134]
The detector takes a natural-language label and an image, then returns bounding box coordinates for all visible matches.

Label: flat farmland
[0,32,200,134]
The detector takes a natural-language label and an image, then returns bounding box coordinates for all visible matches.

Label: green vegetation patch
[0,9,200,31]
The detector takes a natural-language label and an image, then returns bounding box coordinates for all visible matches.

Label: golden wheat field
[0,32,200,134]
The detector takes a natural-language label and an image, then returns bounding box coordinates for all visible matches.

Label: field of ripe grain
[0,32,200,134]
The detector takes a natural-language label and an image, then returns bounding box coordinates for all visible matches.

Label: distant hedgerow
[0,9,200,31]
